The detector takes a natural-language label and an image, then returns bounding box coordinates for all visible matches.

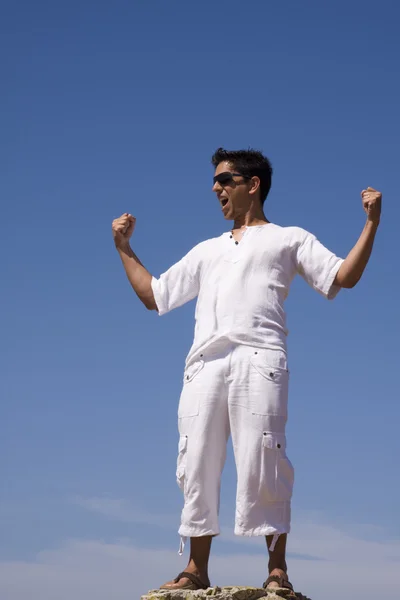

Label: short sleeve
[151,244,202,315]
[294,229,344,300]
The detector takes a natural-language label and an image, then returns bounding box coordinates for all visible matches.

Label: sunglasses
[213,172,251,186]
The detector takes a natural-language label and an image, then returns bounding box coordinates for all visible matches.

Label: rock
[142,585,311,600]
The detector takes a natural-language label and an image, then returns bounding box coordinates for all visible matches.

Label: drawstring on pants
[269,533,280,552]
[178,535,187,556]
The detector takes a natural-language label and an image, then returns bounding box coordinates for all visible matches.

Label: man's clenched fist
[361,187,382,224]
[112,213,136,247]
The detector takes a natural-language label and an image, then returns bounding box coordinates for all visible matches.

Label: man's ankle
[186,561,209,577]
[268,565,287,575]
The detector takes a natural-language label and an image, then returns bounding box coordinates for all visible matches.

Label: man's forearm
[117,244,157,310]
[335,220,379,288]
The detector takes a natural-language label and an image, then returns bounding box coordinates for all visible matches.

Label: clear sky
[1,1,399,599]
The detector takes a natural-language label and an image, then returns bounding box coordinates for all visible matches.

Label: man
[112,148,381,593]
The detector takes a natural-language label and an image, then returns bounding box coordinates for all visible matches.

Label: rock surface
[142,586,311,600]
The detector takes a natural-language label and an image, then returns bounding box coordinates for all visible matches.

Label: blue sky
[1,1,399,598]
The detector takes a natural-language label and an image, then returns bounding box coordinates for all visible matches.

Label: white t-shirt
[151,223,344,365]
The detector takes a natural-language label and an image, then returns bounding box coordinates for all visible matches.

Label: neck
[232,205,268,230]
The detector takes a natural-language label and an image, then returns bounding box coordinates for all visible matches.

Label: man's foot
[263,568,293,591]
[160,569,210,590]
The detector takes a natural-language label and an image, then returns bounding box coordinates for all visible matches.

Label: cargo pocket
[250,351,289,417]
[178,359,205,418]
[176,434,188,492]
[183,359,205,384]
[262,432,294,502]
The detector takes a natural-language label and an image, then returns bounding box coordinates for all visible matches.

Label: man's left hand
[361,187,382,224]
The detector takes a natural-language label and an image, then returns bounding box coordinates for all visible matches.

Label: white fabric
[151,224,344,367]
[176,343,293,538]
[151,222,344,542]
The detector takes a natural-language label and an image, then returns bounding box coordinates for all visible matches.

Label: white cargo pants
[176,343,294,548]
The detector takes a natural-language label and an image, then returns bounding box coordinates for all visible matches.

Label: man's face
[212,161,252,221]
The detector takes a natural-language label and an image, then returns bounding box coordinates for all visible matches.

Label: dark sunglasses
[213,172,251,186]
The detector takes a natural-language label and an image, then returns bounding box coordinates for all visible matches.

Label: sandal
[263,574,294,592]
[160,571,210,590]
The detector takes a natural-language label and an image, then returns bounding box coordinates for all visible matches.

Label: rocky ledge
[142,585,311,600]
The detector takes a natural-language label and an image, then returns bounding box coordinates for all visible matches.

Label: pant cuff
[178,526,220,538]
[234,525,290,537]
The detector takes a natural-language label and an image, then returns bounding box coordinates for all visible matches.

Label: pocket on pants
[176,434,188,492]
[262,432,294,502]
[178,359,205,418]
[250,351,289,417]
[183,359,205,384]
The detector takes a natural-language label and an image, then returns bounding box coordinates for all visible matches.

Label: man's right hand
[112,213,156,309]
[112,213,136,248]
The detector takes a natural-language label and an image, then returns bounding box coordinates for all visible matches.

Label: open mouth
[220,198,229,207]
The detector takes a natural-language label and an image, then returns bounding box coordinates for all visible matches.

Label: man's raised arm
[112,213,157,311]
[334,187,382,289]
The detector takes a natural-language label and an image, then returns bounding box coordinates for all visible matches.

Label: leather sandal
[263,574,294,591]
[160,571,210,590]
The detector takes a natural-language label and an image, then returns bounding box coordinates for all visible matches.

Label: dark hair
[211,147,273,205]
